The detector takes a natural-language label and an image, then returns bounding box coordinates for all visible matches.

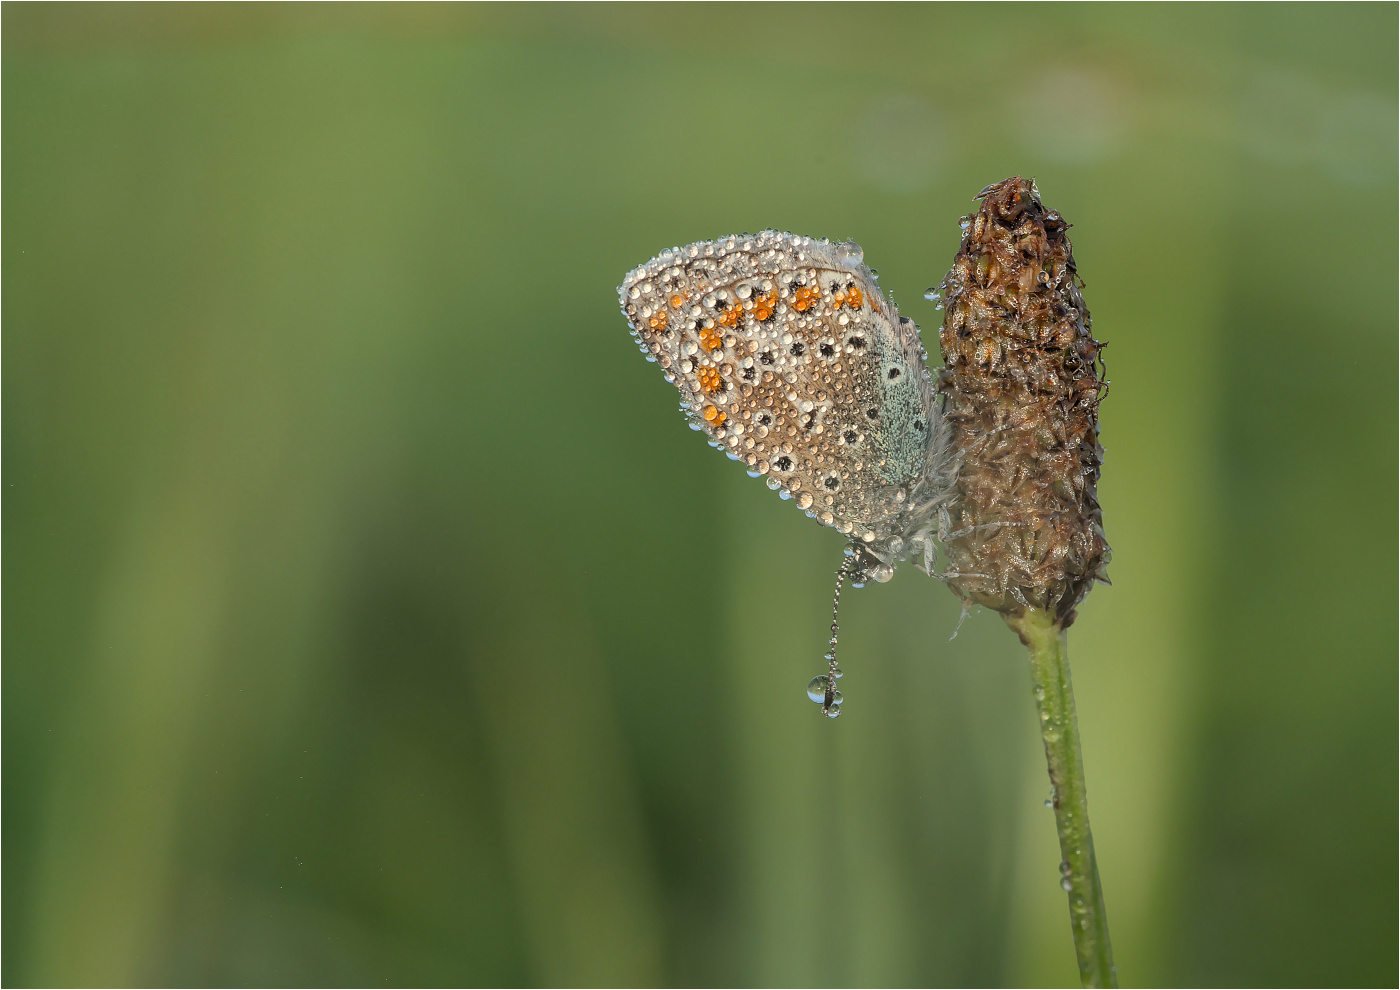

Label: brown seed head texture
[936,177,1110,626]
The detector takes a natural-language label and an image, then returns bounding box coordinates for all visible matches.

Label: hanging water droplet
[830,690,844,705]
[835,241,864,267]
[1044,799,1054,808]
[832,667,843,679]
[826,705,842,719]
[1061,878,1073,892]
[923,287,942,301]
[807,675,830,703]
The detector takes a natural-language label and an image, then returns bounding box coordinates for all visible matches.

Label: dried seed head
[936,177,1110,626]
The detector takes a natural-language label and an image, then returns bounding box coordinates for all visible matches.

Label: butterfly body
[619,231,954,583]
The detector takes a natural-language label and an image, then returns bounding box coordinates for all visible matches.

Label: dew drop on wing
[835,240,864,267]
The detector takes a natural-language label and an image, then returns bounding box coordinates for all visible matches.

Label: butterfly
[618,231,955,716]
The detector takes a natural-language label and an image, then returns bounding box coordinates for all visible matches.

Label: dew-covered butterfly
[618,232,956,716]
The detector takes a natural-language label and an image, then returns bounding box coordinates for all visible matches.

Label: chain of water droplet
[807,554,853,718]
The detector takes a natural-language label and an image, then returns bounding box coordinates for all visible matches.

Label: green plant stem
[1008,607,1116,988]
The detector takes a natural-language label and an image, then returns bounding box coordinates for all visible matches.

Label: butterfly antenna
[819,553,856,718]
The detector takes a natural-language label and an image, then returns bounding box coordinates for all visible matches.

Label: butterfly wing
[619,231,949,568]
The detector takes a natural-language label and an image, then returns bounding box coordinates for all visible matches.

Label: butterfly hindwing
[619,231,948,568]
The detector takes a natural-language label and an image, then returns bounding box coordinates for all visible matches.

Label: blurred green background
[4,3,1395,986]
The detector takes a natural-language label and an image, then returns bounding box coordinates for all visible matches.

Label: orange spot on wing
[717,302,742,328]
[698,325,723,351]
[669,293,687,309]
[702,405,727,426]
[697,367,723,393]
[845,285,864,309]
[792,285,819,312]
[752,292,776,321]
[648,311,669,331]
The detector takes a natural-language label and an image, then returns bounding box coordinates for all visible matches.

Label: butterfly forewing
[619,231,945,564]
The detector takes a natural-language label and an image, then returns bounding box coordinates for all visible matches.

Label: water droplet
[807,675,830,703]
[923,287,942,301]
[1061,878,1073,891]
[835,241,864,267]
[826,706,842,719]
[1059,860,1072,875]
[1044,799,1054,808]
[832,667,843,679]
[830,690,844,705]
